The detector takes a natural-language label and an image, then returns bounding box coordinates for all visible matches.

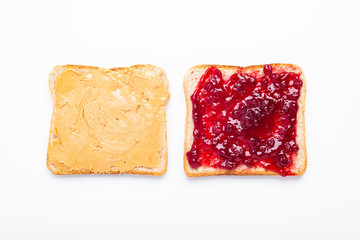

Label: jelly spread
[47,66,170,174]
[186,65,303,176]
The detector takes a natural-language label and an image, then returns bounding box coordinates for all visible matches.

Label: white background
[0,0,360,239]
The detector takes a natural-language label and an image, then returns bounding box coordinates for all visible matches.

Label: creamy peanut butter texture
[47,66,170,174]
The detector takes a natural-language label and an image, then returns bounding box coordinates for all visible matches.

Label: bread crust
[47,64,169,175]
[183,64,306,177]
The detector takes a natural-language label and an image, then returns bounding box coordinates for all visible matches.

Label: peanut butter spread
[47,66,170,174]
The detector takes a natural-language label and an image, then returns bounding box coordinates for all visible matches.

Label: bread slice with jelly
[183,64,306,177]
[47,64,170,175]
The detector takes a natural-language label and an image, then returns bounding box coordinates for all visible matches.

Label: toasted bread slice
[183,64,306,177]
[47,64,170,175]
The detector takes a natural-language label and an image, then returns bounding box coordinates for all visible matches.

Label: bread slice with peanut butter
[47,64,170,175]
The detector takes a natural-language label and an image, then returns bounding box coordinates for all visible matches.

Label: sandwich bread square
[47,64,170,175]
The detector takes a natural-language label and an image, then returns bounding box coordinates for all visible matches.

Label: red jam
[186,65,303,176]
